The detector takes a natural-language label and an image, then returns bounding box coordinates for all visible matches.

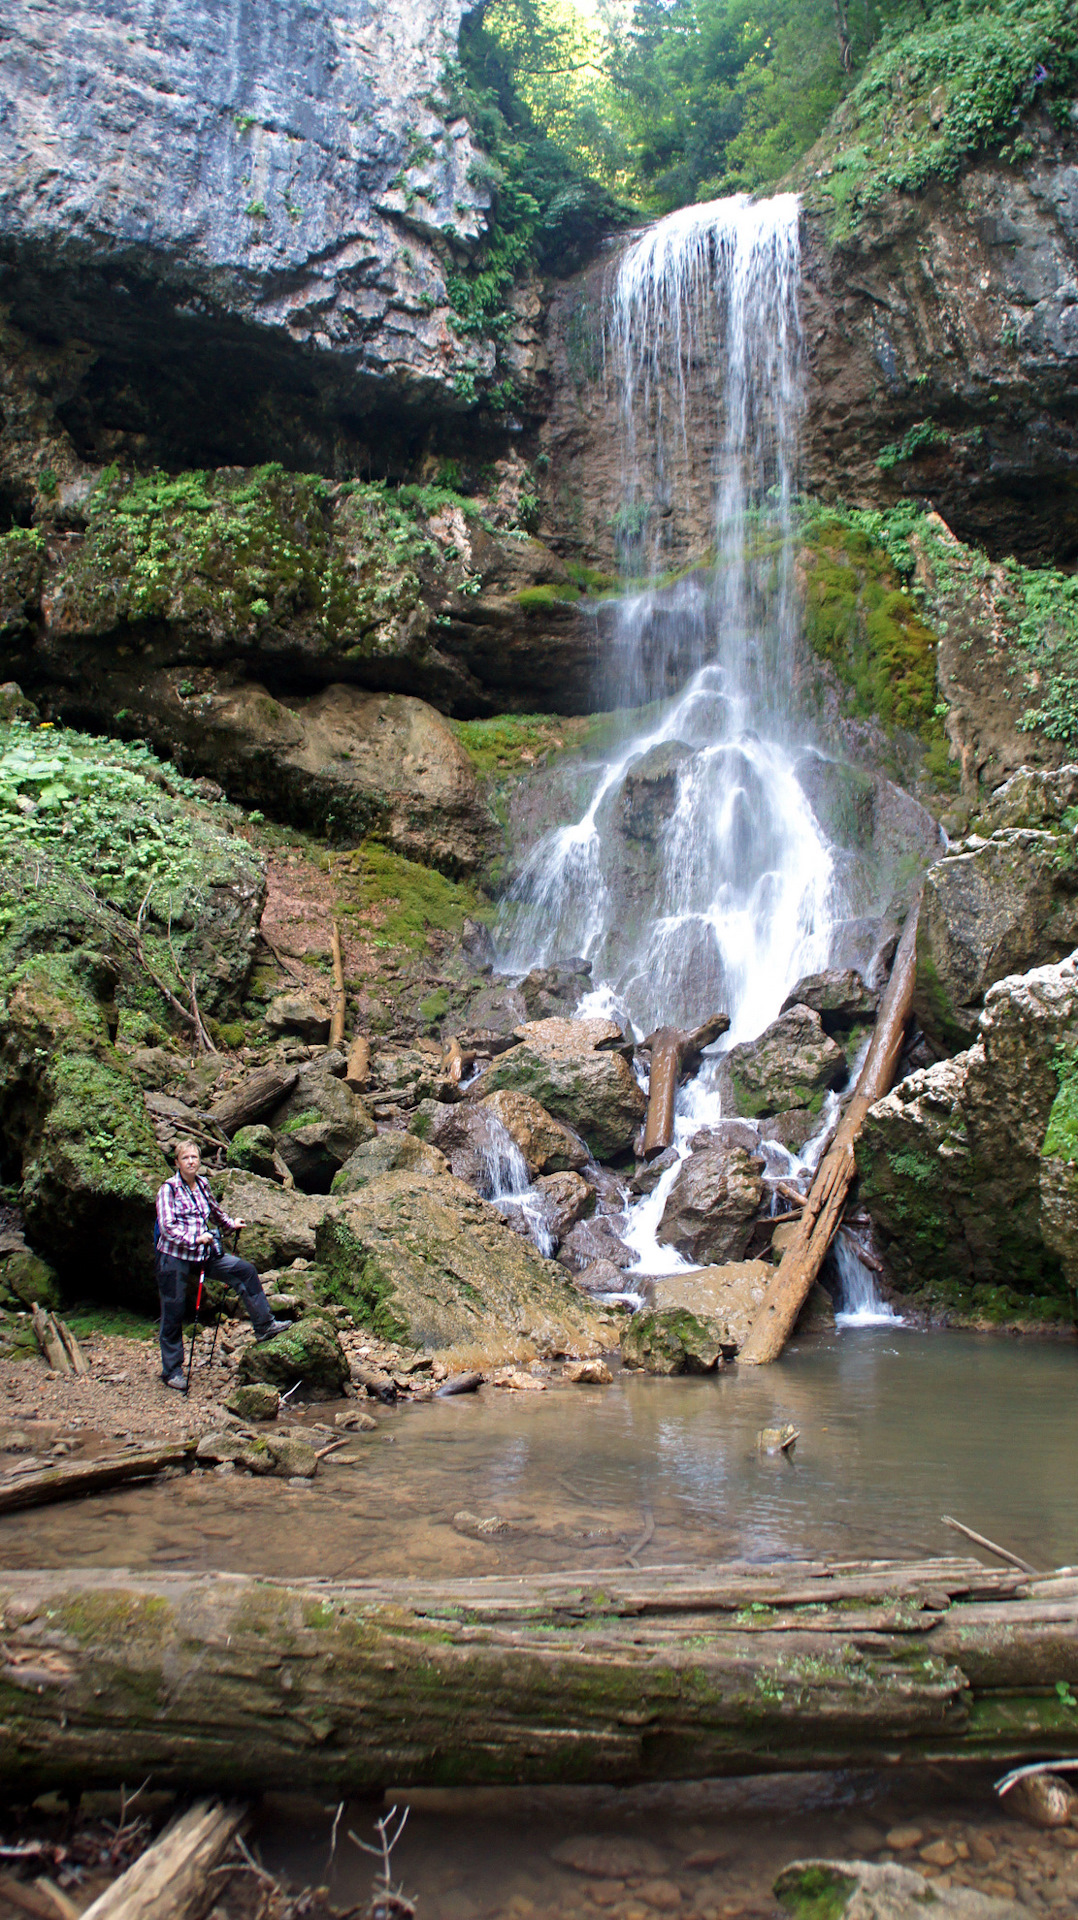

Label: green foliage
[1006,562,1078,747]
[451,713,573,778]
[775,1864,859,1920]
[1044,1047,1078,1162]
[876,420,951,471]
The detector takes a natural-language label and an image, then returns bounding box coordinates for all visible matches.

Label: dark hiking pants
[156,1249,273,1381]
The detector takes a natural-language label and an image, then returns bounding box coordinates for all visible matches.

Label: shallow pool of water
[2,1328,1075,1580]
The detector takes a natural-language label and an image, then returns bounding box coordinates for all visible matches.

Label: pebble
[884,1826,924,1851]
[919,1839,958,1867]
[586,1884,623,1908]
[637,1882,681,1912]
[968,1833,997,1863]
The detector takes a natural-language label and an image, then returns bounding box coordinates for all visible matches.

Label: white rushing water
[497,191,853,1278]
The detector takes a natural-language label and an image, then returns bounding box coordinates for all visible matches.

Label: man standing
[155,1141,288,1391]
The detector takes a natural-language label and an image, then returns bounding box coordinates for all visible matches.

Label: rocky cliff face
[540,126,1078,570]
[0,0,538,473]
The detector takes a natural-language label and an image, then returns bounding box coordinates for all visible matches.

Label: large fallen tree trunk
[0,1556,1074,1794]
[0,1443,195,1517]
[738,899,920,1366]
[642,1014,730,1158]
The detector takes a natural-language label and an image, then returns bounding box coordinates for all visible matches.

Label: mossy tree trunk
[0,1557,1075,1794]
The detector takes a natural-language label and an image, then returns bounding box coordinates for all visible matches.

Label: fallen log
[641,1013,730,1158]
[80,1799,245,1920]
[345,1034,371,1093]
[31,1308,69,1374]
[0,1556,1074,1794]
[208,1063,298,1138]
[738,899,920,1366]
[329,920,347,1051]
[0,1442,196,1517]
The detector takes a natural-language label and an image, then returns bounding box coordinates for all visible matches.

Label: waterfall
[501,192,838,1045]
[831,1228,901,1327]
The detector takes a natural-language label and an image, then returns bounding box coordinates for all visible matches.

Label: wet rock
[224,1383,280,1423]
[265,993,332,1044]
[237,1314,349,1399]
[481,1088,589,1174]
[574,1258,628,1295]
[475,1017,645,1161]
[549,1837,670,1879]
[271,1067,375,1190]
[914,828,1078,1052]
[196,1426,318,1477]
[620,1307,723,1375]
[619,742,694,842]
[781,968,878,1029]
[226,1125,281,1180]
[317,1172,606,1361]
[564,1357,613,1384]
[757,1423,798,1453]
[858,950,1078,1308]
[655,1144,765,1265]
[1006,1772,1076,1828]
[629,1144,681,1196]
[774,1856,1031,1918]
[981,765,1078,833]
[645,1261,773,1352]
[331,1133,449,1195]
[759,1109,824,1152]
[718,1006,847,1119]
[530,1171,594,1242]
[519,961,594,1021]
[335,1407,377,1431]
[557,1215,633,1275]
[419,1102,504,1191]
[216,1172,331,1271]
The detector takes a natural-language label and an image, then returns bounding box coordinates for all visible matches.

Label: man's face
[177,1145,201,1184]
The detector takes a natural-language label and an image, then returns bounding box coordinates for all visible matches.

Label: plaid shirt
[155,1172,239,1261]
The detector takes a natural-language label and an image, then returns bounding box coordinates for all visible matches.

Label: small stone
[564,1358,613,1384]
[919,1839,958,1867]
[683,1850,727,1871]
[756,1424,798,1453]
[587,1885,624,1909]
[885,1828,924,1851]
[638,1881,681,1911]
[493,1368,547,1391]
[968,1834,997,1864]
[1008,1773,1077,1828]
[334,1408,377,1431]
[224,1383,280,1423]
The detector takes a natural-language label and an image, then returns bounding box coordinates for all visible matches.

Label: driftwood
[641,1013,730,1158]
[345,1034,371,1093]
[208,1064,298,1138]
[739,901,920,1365]
[0,1442,195,1517]
[330,921,347,1051]
[81,1799,245,1920]
[0,1557,1075,1793]
[30,1309,88,1377]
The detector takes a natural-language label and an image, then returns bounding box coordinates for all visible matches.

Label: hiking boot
[162,1371,187,1392]
[255,1317,291,1343]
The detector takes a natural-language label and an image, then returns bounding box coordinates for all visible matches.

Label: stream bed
[3,1329,1075,1580]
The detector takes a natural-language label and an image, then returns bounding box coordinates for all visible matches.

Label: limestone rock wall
[0,0,518,467]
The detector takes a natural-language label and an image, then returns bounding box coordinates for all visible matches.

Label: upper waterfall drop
[500,192,839,1043]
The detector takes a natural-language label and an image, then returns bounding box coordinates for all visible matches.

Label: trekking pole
[184,1257,208,1395]
[205,1227,239,1373]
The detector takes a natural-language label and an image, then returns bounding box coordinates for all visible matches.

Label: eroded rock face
[480,1089,589,1176]
[316,1171,605,1361]
[656,1146,765,1266]
[331,1133,449,1195]
[621,1307,723,1375]
[0,0,513,459]
[914,826,1078,1052]
[644,1262,774,1353]
[857,951,1078,1312]
[215,1172,329,1271]
[271,1059,376,1191]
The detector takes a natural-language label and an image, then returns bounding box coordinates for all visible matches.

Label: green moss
[277,1107,322,1135]
[1044,1048,1078,1161]
[418,988,450,1024]
[513,583,580,611]
[451,713,575,779]
[346,842,490,952]
[62,1305,157,1343]
[799,507,949,758]
[316,1217,412,1343]
[773,1863,857,1918]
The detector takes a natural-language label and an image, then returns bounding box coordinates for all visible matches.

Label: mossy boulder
[914,825,1078,1053]
[857,950,1078,1320]
[644,1261,773,1352]
[718,1006,847,1121]
[215,1172,330,1270]
[0,1249,63,1313]
[316,1171,606,1363]
[226,1126,280,1179]
[331,1132,448,1195]
[224,1382,280,1422]
[196,1425,319,1475]
[473,1017,644,1161]
[620,1308,723,1375]
[271,1063,375,1191]
[236,1315,349,1399]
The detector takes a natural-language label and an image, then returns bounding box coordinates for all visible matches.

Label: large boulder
[474,1018,645,1161]
[775,1858,1029,1920]
[718,1006,847,1120]
[236,1315,349,1399]
[621,1308,723,1375]
[271,1057,376,1191]
[780,969,878,1030]
[215,1171,330,1271]
[644,1262,774,1353]
[316,1171,606,1362]
[480,1089,589,1175]
[914,826,1078,1052]
[857,950,1078,1317]
[331,1133,449,1195]
[655,1145,765,1265]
